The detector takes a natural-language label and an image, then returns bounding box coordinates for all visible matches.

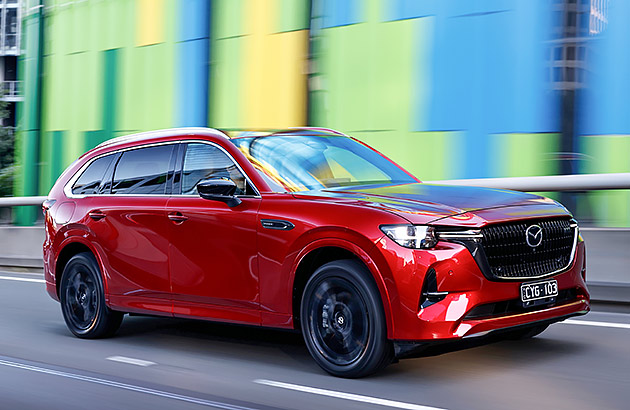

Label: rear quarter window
[72,154,116,195]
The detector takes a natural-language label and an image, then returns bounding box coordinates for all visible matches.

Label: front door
[166,142,261,324]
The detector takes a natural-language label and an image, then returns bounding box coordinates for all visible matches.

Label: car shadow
[110,314,589,379]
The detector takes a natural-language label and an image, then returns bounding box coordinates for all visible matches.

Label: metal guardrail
[0,196,46,206]
[426,172,630,192]
[0,173,629,207]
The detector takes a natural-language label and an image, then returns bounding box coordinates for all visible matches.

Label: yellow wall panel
[265,30,308,127]
[241,0,307,128]
[136,0,164,46]
[242,0,274,128]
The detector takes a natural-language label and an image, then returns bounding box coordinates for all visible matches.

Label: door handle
[88,210,106,221]
[168,212,188,224]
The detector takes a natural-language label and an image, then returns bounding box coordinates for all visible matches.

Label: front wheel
[60,252,123,338]
[300,260,392,378]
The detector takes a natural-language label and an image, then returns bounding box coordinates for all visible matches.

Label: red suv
[43,127,589,377]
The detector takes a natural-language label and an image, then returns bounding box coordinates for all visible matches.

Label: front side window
[181,143,250,195]
[72,154,115,195]
[112,145,174,195]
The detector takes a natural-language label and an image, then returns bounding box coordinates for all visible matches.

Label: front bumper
[371,236,589,341]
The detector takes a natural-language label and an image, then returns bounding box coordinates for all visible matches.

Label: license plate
[520,279,558,306]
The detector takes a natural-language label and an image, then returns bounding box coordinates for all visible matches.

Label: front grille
[480,218,576,280]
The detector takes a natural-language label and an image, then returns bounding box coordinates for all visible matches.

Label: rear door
[166,141,261,324]
[83,143,177,315]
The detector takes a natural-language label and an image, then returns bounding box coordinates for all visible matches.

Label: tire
[60,252,123,338]
[504,324,549,340]
[300,259,393,378]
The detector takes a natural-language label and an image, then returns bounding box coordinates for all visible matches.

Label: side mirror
[197,178,242,207]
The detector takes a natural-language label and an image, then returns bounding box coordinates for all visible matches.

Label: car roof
[228,127,347,139]
[95,127,230,150]
[95,127,346,150]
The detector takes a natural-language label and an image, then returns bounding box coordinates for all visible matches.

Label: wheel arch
[54,238,107,299]
[291,241,394,337]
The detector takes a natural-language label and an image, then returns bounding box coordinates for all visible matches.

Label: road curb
[588,282,630,304]
[0,257,44,269]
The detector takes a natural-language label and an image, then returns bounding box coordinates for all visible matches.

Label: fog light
[419,268,448,309]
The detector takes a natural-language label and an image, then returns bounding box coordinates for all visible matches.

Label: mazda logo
[525,225,543,248]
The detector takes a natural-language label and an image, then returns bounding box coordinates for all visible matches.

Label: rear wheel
[60,252,123,338]
[300,260,392,378]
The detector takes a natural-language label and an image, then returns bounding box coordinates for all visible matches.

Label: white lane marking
[254,379,447,410]
[0,275,45,284]
[106,356,157,367]
[0,358,256,410]
[562,319,630,330]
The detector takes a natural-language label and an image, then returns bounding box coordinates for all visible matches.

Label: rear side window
[181,143,250,195]
[72,154,115,195]
[112,145,174,195]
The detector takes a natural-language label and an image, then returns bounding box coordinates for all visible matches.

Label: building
[0,0,21,126]
[14,0,629,226]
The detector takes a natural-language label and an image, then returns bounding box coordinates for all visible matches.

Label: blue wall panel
[178,0,211,41]
[579,0,630,135]
[322,0,362,28]
[404,0,558,178]
[176,0,211,127]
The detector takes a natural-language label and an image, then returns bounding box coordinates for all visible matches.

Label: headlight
[380,225,438,249]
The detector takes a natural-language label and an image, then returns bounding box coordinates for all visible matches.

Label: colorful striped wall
[576,0,630,227]
[15,0,629,226]
[309,0,560,182]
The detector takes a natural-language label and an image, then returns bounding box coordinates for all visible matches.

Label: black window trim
[97,151,121,195]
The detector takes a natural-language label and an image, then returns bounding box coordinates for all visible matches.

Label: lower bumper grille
[464,288,580,320]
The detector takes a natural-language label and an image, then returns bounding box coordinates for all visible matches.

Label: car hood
[293,183,570,226]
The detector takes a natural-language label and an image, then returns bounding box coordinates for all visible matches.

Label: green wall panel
[277,0,310,33]
[72,51,101,132]
[582,135,630,227]
[38,131,64,193]
[118,45,142,133]
[70,0,89,53]
[356,131,460,182]
[494,133,560,177]
[214,0,245,39]
[209,37,244,128]
[141,44,175,131]
[102,48,118,136]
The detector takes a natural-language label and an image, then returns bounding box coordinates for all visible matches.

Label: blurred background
[0,3,628,409]
[0,0,628,227]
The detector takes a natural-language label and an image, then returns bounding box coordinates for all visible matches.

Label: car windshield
[231,133,417,192]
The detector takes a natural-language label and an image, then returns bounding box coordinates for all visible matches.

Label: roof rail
[95,127,228,149]
[286,127,346,136]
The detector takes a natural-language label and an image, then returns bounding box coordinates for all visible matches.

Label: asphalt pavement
[0,269,628,410]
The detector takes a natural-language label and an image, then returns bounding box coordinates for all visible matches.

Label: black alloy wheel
[301,259,392,378]
[60,252,123,338]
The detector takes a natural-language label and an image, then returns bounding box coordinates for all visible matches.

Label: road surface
[0,269,628,410]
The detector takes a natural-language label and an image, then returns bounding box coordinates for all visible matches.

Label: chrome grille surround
[479,218,578,280]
